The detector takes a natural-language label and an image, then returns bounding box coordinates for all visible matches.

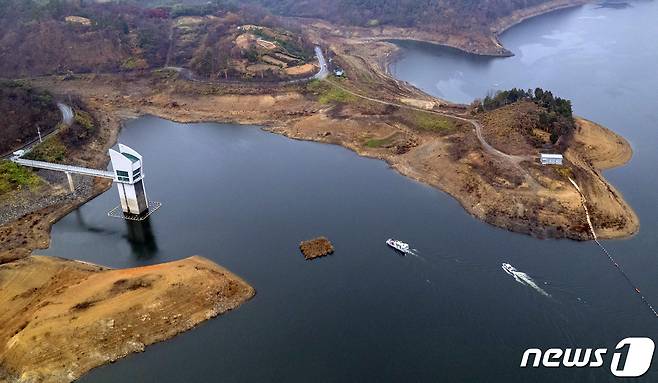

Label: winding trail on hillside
[325,78,538,186]
[470,119,530,165]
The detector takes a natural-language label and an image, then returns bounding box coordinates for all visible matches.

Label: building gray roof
[540,153,564,159]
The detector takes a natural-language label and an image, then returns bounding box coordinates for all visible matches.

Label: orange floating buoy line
[594,239,658,318]
[570,177,658,318]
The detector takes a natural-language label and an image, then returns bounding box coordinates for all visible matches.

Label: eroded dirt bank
[0,255,254,383]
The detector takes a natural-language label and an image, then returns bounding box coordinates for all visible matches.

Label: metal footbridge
[7,102,159,220]
[11,156,114,192]
[11,143,161,221]
[11,157,114,179]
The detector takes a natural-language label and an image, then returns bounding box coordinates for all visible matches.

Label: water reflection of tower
[124,218,158,259]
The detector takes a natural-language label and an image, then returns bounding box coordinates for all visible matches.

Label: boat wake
[502,263,551,297]
[407,248,426,261]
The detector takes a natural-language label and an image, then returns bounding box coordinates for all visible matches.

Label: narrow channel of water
[40,3,657,382]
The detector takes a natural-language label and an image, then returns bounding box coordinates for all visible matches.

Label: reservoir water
[43,3,657,382]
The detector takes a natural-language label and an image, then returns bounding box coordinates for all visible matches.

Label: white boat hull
[386,239,411,255]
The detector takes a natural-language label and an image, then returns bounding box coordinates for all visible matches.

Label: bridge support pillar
[65,172,74,193]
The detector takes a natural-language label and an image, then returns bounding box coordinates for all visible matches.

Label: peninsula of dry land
[0,255,254,383]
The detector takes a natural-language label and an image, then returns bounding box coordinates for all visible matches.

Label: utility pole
[37,126,43,143]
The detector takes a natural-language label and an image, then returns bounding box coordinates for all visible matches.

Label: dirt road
[325,78,536,184]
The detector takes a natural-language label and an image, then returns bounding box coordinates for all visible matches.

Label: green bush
[413,111,457,133]
[319,88,356,104]
[0,160,41,194]
[24,135,67,163]
[307,80,357,104]
[121,57,141,70]
[555,166,573,179]
[75,110,93,130]
[365,137,394,148]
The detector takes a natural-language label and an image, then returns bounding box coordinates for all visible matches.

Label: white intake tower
[109,144,149,215]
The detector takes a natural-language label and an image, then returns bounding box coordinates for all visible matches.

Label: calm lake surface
[43,3,657,382]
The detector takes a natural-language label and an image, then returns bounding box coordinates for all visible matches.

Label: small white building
[540,153,564,166]
[109,144,149,215]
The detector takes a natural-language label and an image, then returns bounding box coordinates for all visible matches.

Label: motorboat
[386,239,411,254]
[501,263,516,276]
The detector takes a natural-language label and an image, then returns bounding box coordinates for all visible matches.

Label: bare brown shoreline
[136,85,637,241]
[491,0,589,37]
[379,0,590,77]
[301,0,589,61]
[0,255,255,383]
[7,66,637,246]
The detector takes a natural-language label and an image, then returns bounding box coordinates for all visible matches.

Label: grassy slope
[0,161,42,195]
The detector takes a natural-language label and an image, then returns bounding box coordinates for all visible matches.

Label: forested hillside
[0,0,170,77]
[0,0,570,77]
[0,81,60,155]
[0,0,313,79]
[247,0,559,31]
[478,88,575,145]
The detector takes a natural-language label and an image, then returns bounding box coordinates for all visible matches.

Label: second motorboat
[386,239,412,255]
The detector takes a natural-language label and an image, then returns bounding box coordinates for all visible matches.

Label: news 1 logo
[520,337,655,377]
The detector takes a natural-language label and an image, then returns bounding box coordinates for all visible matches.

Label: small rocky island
[299,237,335,260]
